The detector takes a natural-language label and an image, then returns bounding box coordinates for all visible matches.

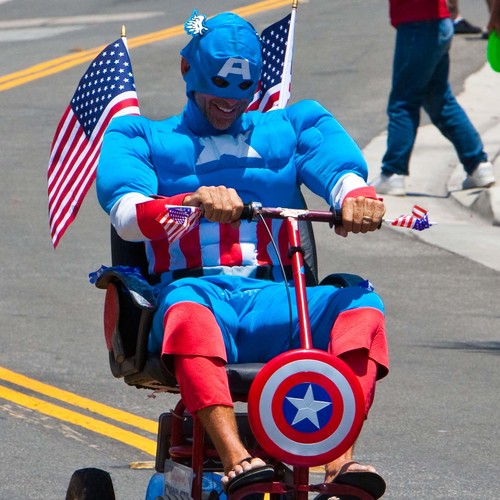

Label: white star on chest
[196,132,261,165]
[286,384,332,429]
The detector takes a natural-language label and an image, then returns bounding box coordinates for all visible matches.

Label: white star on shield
[286,384,332,429]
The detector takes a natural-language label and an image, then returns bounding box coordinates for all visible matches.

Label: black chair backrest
[111,226,152,281]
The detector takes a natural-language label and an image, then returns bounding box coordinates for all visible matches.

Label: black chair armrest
[90,265,159,310]
[318,272,370,289]
[89,265,158,380]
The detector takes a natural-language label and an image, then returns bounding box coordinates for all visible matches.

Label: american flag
[156,205,203,243]
[47,37,139,248]
[247,13,292,112]
[390,205,431,231]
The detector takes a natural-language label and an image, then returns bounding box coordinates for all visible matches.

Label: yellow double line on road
[0,366,158,456]
[0,366,279,499]
[0,0,291,92]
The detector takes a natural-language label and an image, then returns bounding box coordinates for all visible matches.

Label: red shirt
[389,0,450,27]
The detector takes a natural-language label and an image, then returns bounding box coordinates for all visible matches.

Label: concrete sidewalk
[363,62,500,272]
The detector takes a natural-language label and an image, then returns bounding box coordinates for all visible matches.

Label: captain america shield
[248,349,364,466]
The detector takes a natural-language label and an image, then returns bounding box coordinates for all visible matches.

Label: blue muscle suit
[97,97,386,367]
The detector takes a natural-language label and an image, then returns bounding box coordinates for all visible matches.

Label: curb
[447,64,500,226]
[447,107,500,226]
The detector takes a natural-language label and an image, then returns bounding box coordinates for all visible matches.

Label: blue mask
[180,10,262,100]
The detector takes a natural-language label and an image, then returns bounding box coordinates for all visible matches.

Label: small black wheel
[65,468,116,500]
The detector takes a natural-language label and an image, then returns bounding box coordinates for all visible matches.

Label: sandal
[315,461,386,499]
[224,456,275,495]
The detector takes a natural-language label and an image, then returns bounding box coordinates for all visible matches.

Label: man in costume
[97,10,388,498]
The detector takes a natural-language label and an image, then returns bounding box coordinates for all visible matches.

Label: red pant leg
[160,302,232,413]
[329,307,389,417]
[174,355,233,414]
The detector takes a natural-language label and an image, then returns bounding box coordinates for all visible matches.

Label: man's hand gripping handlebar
[183,185,384,235]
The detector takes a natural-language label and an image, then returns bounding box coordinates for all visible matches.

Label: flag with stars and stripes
[247,13,293,112]
[390,205,431,231]
[47,37,139,248]
[155,205,203,244]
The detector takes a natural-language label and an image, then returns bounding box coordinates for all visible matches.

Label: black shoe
[453,18,483,35]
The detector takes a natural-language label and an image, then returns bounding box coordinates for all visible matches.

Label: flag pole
[277,0,298,108]
[121,25,131,53]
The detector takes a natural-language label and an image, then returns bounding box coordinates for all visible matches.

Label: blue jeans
[382,18,486,176]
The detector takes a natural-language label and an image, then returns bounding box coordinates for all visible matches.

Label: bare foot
[325,460,379,483]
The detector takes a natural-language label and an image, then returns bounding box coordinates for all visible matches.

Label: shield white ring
[258,358,357,456]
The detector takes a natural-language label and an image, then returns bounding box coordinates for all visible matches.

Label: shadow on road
[425,340,500,355]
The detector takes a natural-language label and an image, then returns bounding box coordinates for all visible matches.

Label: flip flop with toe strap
[315,461,386,499]
[225,457,275,495]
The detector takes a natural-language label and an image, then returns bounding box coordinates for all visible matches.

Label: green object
[487,30,500,72]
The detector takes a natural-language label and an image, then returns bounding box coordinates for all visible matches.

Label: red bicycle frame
[243,202,340,350]
[238,203,368,499]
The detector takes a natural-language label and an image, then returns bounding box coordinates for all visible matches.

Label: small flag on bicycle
[389,205,432,231]
[155,206,203,243]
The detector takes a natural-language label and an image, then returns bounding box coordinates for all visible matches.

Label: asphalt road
[0,0,498,499]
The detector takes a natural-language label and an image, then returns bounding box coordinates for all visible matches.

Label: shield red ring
[248,349,365,466]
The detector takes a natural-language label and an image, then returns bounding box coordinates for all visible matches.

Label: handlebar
[240,202,343,227]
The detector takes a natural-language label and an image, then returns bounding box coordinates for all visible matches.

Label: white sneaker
[462,162,496,189]
[370,173,406,196]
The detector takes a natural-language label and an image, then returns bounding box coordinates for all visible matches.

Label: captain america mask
[180,10,262,100]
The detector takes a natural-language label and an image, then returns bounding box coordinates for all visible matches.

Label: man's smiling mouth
[215,103,235,113]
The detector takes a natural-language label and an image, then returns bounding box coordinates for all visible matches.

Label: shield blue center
[282,382,333,433]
